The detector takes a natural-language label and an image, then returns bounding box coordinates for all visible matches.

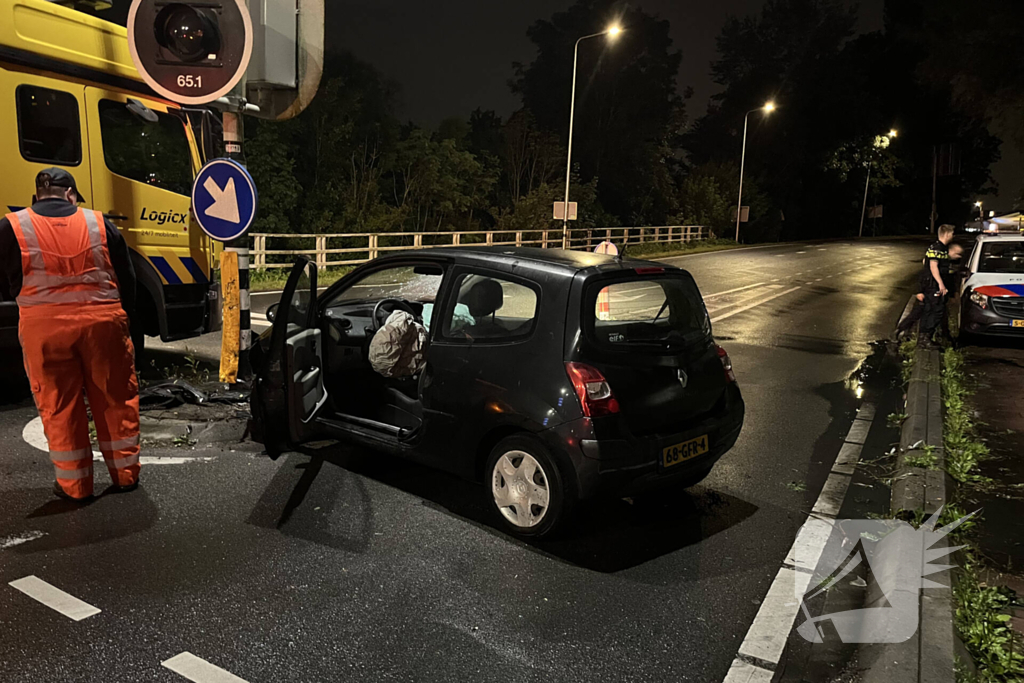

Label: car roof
[381,246,678,277]
[977,233,1024,242]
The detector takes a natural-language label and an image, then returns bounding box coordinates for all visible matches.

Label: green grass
[624,238,742,260]
[249,266,355,292]
[904,444,938,469]
[954,547,1024,682]
[942,347,991,484]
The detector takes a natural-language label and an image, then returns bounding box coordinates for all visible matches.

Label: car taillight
[565,362,620,417]
[717,344,737,383]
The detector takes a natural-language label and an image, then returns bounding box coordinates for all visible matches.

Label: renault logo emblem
[677,369,688,389]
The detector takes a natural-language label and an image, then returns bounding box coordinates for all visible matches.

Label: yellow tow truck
[0,0,220,358]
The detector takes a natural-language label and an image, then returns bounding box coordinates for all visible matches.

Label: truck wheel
[486,434,576,539]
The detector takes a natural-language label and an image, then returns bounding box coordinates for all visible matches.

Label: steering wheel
[371,298,416,332]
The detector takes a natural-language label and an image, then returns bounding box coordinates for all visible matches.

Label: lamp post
[858,129,898,238]
[735,101,775,243]
[561,25,622,250]
[975,201,984,221]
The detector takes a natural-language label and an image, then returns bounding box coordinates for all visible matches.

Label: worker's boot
[52,482,93,503]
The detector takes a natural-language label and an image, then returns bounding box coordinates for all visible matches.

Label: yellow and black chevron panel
[143,248,211,285]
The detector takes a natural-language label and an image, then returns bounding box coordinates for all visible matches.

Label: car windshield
[978,242,1024,274]
[586,274,710,351]
[328,266,443,305]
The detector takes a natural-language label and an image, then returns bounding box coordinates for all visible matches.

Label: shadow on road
[8,485,159,554]
[247,451,375,553]
[248,443,758,576]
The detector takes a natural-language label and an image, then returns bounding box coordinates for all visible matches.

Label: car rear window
[979,242,1024,273]
[585,275,710,351]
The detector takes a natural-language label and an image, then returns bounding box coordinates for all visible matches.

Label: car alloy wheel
[491,450,551,529]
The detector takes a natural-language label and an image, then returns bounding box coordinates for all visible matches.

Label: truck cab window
[98,99,193,196]
[16,86,82,165]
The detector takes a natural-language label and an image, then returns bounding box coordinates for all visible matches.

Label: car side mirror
[267,303,279,323]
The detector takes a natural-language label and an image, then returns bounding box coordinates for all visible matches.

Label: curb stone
[862,347,957,683]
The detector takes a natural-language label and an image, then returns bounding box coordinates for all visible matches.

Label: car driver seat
[460,279,506,338]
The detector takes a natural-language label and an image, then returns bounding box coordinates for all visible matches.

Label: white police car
[957,233,1024,339]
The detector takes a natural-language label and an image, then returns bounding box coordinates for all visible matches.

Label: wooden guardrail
[250,225,707,270]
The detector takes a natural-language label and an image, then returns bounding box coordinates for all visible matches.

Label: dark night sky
[329,0,883,127]
[327,0,1020,206]
[97,0,1019,205]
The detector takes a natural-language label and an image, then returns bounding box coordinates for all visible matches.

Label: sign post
[191,159,259,383]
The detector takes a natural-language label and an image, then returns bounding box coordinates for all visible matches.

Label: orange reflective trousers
[8,208,140,499]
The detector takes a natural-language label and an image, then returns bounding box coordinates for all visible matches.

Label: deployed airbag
[369,310,428,378]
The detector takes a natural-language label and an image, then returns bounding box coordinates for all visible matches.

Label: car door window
[440,272,539,342]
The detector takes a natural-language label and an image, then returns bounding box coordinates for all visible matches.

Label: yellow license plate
[1013,320,1024,328]
[662,434,709,468]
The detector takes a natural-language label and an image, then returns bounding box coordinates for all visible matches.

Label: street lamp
[858,129,898,238]
[975,201,984,220]
[734,101,775,243]
[561,24,623,250]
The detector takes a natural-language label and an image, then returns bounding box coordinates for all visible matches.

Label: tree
[511,0,686,224]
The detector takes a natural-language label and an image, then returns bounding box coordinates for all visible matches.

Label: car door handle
[105,211,129,221]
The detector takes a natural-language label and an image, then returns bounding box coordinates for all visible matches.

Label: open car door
[251,258,327,458]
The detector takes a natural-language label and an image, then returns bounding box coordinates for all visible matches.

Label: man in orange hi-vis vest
[0,169,140,501]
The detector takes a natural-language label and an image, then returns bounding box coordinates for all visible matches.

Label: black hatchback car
[251,248,744,538]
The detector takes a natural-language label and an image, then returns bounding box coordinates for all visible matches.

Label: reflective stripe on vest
[7,209,120,307]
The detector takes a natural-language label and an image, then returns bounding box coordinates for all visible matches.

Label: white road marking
[710,287,801,323]
[0,531,46,550]
[814,278,823,282]
[723,659,775,683]
[720,402,876,681]
[9,576,101,621]
[796,251,807,254]
[22,417,215,465]
[163,652,249,683]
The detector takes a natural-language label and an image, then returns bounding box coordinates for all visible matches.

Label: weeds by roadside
[954,546,1024,682]
[904,444,938,469]
[623,238,741,259]
[249,266,354,292]
[900,337,918,384]
[943,347,991,484]
[888,412,908,428]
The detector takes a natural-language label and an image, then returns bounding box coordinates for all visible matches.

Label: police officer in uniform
[918,224,956,347]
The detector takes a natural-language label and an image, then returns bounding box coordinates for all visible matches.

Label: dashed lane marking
[721,402,876,682]
[710,287,801,323]
[703,282,768,299]
[163,652,250,683]
[22,418,213,465]
[9,576,101,621]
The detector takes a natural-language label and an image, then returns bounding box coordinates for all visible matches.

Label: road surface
[0,239,926,682]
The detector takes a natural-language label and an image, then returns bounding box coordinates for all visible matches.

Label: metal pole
[221,108,251,381]
[562,38,583,250]
[735,111,750,243]
[858,164,871,238]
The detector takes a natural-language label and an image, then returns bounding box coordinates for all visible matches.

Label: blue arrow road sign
[191,158,258,242]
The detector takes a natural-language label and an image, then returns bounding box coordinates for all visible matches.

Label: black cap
[35,167,87,204]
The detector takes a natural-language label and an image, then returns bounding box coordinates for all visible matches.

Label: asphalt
[0,239,928,683]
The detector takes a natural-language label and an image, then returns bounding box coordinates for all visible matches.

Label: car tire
[485,434,576,539]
